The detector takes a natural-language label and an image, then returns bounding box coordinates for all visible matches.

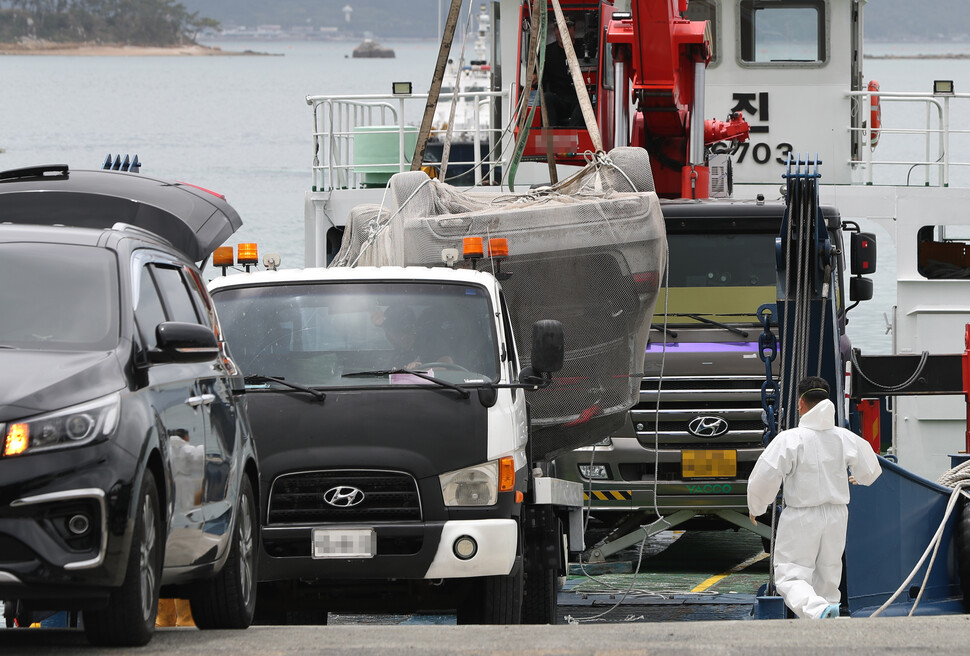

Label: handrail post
[473,94,483,186]
[399,97,407,174]
[925,101,932,186]
[940,96,950,187]
[865,90,873,185]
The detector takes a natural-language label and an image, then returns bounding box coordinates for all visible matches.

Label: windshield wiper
[244,374,326,402]
[342,368,470,399]
[651,324,678,338]
[676,314,749,338]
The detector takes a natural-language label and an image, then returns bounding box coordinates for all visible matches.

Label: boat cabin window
[917,225,970,279]
[739,0,826,65]
[683,0,718,65]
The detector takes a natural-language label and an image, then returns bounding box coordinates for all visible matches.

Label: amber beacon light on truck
[457,236,510,278]
[214,243,281,275]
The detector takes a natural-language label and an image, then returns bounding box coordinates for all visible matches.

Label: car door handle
[185,394,216,408]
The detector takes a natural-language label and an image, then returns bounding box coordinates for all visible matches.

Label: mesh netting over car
[331,147,666,461]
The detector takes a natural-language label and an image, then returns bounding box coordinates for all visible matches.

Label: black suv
[0,165,259,645]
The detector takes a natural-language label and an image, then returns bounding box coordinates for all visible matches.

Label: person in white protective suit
[747,376,882,619]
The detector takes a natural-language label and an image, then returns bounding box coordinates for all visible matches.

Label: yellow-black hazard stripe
[584,490,633,501]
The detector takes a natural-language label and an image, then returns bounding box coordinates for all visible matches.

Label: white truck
[208,265,585,623]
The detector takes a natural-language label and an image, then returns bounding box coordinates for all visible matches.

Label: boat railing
[849,88,970,188]
[307,90,508,192]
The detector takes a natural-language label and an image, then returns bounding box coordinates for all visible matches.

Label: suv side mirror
[149,321,219,364]
[528,319,564,375]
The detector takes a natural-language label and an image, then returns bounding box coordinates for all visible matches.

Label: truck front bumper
[259,518,518,582]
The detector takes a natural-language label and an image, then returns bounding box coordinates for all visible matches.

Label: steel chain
[758,304,779,443]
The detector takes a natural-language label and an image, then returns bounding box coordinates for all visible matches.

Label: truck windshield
[0,243,119,351]
[657,233,776,325]
[212,281,501,387]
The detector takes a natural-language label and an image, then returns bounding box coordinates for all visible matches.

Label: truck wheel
[190,476,258,629]
[522,561,558,624]
[522,507,561,624]
[456,569,523,625]
[84,470,162,647]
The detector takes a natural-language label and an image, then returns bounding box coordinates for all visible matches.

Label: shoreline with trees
[0,0,220,50]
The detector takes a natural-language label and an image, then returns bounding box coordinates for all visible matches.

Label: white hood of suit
[799,399,836,431]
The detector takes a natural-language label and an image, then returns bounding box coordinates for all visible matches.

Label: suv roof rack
[0,164,69,182]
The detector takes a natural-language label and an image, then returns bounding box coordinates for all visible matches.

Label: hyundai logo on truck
[687,416,730,437]
[324,486,365,507]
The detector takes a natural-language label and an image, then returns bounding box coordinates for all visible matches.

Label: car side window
[184,267,218,332]
[134,265,167,350]
[153,265,201,325]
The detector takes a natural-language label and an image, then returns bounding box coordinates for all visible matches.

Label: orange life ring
[868,80,881,149]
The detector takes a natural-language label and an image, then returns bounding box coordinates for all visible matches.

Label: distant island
[0,0,219,49]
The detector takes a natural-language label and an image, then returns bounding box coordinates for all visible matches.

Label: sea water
[4,39,970,354]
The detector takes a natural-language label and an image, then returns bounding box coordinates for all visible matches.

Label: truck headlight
[440,461,498,506]
[579,464,609,480]
[3,393,120,457]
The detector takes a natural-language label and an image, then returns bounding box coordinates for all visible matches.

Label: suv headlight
[3,393,120,457]
[440,461,498,506]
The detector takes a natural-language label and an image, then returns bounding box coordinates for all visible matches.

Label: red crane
[516,0,748,198]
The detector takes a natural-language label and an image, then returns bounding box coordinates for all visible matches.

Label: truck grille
[268,470,421,525]
[633,375,770,446]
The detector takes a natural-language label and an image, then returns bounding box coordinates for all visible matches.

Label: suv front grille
[268,470,421,525]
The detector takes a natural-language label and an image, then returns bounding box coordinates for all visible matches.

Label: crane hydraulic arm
[607,0,749,197]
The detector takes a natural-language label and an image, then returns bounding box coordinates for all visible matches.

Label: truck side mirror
[529,319,564,375]
[851,232,877,275]
[849,276,873,302]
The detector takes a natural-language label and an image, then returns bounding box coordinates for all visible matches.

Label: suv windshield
[212,281,500,387]
[0,243,119,350]
[659,233,777,325]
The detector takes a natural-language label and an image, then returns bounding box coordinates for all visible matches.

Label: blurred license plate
[682,450,737,478]
[312,528,375,559]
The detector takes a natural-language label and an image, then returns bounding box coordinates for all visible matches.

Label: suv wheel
[84,470,162,646]
[191,475,258,629]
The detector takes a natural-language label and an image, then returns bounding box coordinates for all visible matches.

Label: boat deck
[319,529,769,625]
